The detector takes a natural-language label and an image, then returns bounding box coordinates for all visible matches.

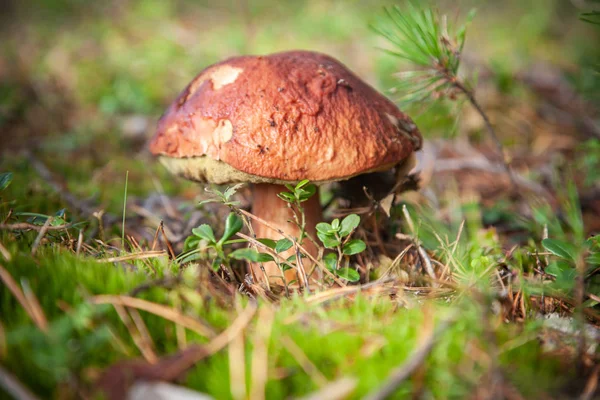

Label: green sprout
[372,3,475,106]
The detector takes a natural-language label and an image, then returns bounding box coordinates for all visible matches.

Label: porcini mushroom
[149,50,422,284]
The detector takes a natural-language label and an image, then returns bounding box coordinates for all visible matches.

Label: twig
[159,221,176,260]
[98,250,167,263]
[364,318,452,400]
[0,222,73,232]
[281,335,328,387]
[451,79,518,191]
[113,304,158,364]
[228,311,247,400]
[416,245,438,287]
[400,206,438,286]
[20,279,49,332]
[581,364,599,400]
[97,302,257,400]
[0,364,41,400]
[301,278,395,308]
[128,308,158,362]
[298,377,357,400]
[379,244,414,279]
[31,216,52,256]
[156,302,258,381]
[249,306,274,400]
[90,295,216,338]
[0,264,48,333]
[0,240,11,261]
[121,171,129,249]
[295,243,310,293]
[238,209,345,286]
[76,229,83,256]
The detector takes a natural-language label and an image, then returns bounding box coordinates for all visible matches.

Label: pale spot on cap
[209,66,243,90]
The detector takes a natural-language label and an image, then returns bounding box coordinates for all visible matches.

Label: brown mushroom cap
[149,50,422,184]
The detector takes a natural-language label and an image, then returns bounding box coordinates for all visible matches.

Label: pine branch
[373,4,518,191]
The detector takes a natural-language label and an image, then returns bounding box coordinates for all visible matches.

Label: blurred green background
[1,0,597,146]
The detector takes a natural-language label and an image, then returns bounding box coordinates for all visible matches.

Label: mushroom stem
[250,183,321,284]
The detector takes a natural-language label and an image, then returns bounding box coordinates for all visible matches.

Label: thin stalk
[447,75,518,191]
[121,171,129,249]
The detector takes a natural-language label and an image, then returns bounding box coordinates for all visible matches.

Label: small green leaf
[198,199,218,206]
[336,268,360,282]
[281,254,298,271]
[179,251,202,264]
[230,248,274,263]
[257,238,277,249]
[51,217,66,226]
[0,172,12,191]
[331,219,340,231]
[223,183,244,200]
[316,223,333,234]
[295,179,310,190]
[339,214,360,237]
[297,184,316,202]
[542,238,578,262]
[587,253,600,266]
[277,192,296,203]
[275,238,293,253]
[183,235,201,251]
[192,224,216,243]
[317,232,340,249]
[343,239,366,255]
[219,213,243,244]
[546,260,577,292]
[546,260,575,278]
[323,253,337,272]
[211,257,223,271]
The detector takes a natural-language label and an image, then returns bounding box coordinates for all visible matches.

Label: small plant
[372,3,475,107]
[199,183,244,208]
[373,3,514,184]
[179,212,244,275]
[277,179,317,246]
[180,182,368,284]
[317,214,365,282]
[542,235,600,307]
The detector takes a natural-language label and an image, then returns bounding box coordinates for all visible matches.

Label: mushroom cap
[149,50,422,185]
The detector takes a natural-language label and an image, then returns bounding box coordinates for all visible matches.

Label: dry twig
[98,250,167,263]
[298,377,357,400]
[281,335,328,387]
[97,302,257,400]
[31,216,52,256]
[249,306,275,400]
[90,295,216,338]
[0,365,41,400]
[113,304,158,364]
[0,222,73,232]
[0,264,48,333]
[238,209,345,286]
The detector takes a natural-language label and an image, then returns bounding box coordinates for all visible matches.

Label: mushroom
[149,50,422,284]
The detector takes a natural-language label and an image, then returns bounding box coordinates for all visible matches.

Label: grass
[1,0,599,399]
[0,248,571,398]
